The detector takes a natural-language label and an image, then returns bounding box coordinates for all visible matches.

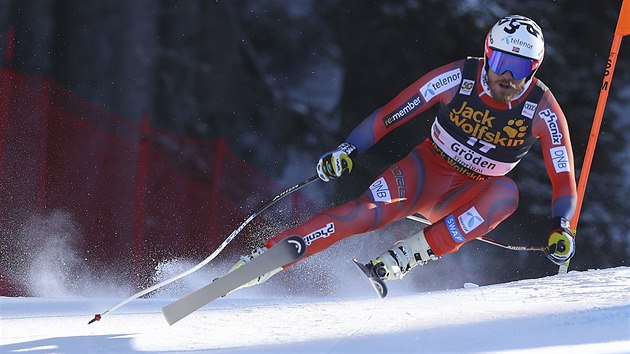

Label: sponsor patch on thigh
[458,206,484,234]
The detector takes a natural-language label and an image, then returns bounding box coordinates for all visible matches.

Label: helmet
[484,15,545,79]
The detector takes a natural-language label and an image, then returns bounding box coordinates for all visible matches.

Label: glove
[316,143,357,182]
[543,217,576,265]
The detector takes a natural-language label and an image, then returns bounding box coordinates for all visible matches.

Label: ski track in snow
[1,267,629,354]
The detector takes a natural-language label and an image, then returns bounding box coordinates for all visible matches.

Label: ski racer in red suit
[233,15,578,289]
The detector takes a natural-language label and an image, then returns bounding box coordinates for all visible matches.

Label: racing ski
[352,259,388,298]
[162,235,307,325]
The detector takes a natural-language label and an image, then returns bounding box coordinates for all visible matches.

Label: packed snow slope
[1,266,629,354]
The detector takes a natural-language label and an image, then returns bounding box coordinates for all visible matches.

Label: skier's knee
[489,176,519,214]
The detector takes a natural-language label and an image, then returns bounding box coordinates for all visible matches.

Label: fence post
[208,138,226,251]
[132,114,151,283]
[3,25,15,64]
[0,25,15,184]
[36,78,52,210]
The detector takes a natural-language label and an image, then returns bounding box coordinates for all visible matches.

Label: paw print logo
[503,119,528,139]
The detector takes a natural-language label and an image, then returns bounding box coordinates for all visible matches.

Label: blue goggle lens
[487,50,535,80]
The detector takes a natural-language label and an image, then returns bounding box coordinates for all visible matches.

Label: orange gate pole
[560,0,630,273]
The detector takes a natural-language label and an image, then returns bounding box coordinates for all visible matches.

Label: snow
[1,267,629,354]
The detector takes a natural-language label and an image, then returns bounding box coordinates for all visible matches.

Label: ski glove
[316,143,357,182]
[544,217,576,265]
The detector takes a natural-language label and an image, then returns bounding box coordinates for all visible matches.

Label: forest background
[0,0,628,293]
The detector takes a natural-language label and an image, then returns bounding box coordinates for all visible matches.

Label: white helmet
[484,15,545,79]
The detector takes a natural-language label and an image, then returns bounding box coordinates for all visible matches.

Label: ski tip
[88,314,102,324]
[161,309,179,326]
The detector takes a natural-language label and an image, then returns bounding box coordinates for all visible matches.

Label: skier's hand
[317,143,357,182]
[544,217,575,265]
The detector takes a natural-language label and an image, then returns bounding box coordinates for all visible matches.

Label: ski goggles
[487,49,536,80]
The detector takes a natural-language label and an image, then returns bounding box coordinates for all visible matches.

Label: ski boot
[228,246,283,290]
[368,229,439,281]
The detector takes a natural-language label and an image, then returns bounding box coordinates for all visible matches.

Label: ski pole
[476,237,544,252]
[405,214,544,252]
[89,174,320,324]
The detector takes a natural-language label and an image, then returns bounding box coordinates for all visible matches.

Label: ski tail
[353,259,388,298]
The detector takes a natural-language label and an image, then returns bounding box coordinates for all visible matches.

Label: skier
[233,15,577,289]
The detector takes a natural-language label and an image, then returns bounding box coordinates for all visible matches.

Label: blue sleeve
[345,108,381,154]
[551,196,577,222]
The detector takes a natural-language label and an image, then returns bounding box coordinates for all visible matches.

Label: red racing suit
[267,57,577,259]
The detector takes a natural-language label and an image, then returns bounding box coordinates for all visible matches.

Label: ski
[161,235,307,325]
[352,259,388,298]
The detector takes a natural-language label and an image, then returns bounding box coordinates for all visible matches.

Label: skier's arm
[533,92,578,264]
[316,60,465,182]
[345,60,466,153]
[533,92,578,223]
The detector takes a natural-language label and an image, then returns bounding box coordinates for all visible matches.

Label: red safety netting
[0,67,317,296]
